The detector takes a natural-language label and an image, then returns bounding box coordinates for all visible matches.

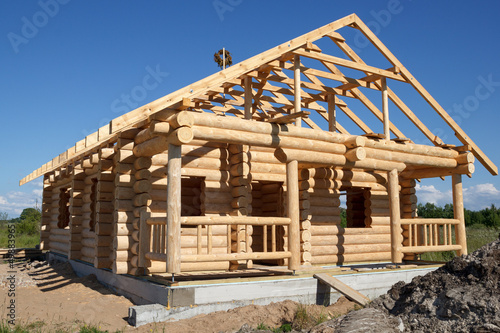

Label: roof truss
[20,13,497,185]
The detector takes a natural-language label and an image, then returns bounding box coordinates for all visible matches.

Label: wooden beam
[382,77,389,140]
[388,169,403,263]
[293,48,406,82]
[452,174,467,256]
[327,94,336,132]
[166,144,182,274]
[286,160,300,271]
[294,54,301,127]
[244,76,252,120]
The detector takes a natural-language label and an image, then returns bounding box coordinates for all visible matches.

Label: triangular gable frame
[20,13,497,185]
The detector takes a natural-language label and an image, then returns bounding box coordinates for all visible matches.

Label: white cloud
[415,184,452,206]
[416,182,500,211]
[0,179,44,218]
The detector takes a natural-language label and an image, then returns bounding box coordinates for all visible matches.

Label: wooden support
[244,76,252,120]
[267,111,310,124]
[452,174,467,256]
[327,94,336,132]
[166,143,182,274]
[381,77,389,140]
[314,273,370,306]
[293,54,301,127]
[286,160,300,271]
[388,169,403,263]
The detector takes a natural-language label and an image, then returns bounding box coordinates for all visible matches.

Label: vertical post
[381,77,390,140]
[327,94,336,132]
[388,169,403,263]
[138,210,151,268]
[166,144,182,274]
[286,160,300,271]
[293,54,301,127]
[452,173,468,256]
[244,76,252,120]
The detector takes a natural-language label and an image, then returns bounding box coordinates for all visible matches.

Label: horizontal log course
[133,128,194,157]
[301,242,312,252]
[134,180,152,194]
[134,157,153,170]
[135,169,152,181]
[400,187,416,195]
[81,247,95,259]
[80,256,94,264]
[310,215,341,224]
[94,257,112,269]
[49,241,69,253]
[95,236,112,247]
[116,223,135,236]
[310,251,391,265]
[115,174,135,186]
[310,233,391,246]
[307,179,388,191]
[134,193,152,207]
[95,223,114,236]
[192,126,346,154]
[310,224,390,235]
[363,147,457,168]
[114,236,134,250]
[456,152,475,164]
[301,168,387,184]
[174,251,292,263]
[401,244,462,253]
[307,188,341,198]
[49,234,71,244]
[81,237,96,248]
[114,250,133,261]
[98,181,115,193]
[310,243,391,256]
[251,172,286,182]
[115,199,134,212]
[365,216,390,226]
[363,139,458,158]
[144,260,230,273]
[113,261,131,275]
[401,195,418,205]
[96,213,114,224]
[309,206,341,216]
[401,163,475,179]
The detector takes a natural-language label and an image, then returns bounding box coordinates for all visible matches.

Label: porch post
[166,143,182,274]
[286,160,300,272]
[388,169,403,263]
[452,173,468,256]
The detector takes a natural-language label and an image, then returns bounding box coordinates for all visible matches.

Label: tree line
[416,203,500,227]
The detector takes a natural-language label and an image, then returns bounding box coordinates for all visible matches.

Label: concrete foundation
[47,252,440,327]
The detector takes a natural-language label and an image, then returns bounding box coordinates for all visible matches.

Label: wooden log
[166,143,182,273]
[94,257,112,269]
[114,236,134,250]
[310,215,341,224]
[311,243,391,256]
[345,147,366,162]
[192,126,346,154]
[309,206,341,216]
[310,224,390,235]
[134,157,153,170]
[306,168,387,184]
[133,128,193,157]
[363,139,458,158]
[310,233,391,246]
[287,160,300,271]
[456,152,475,164]
[134,180,152,194]
[388,169,403,263]
[134,193,152,207]
[452,174,467,256]
[400,163,474,179]
[310,252,391,265]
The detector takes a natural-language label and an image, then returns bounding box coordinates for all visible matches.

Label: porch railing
[400,218,462,254]
[138,213,292,269]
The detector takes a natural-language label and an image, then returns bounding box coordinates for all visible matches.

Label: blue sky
[0,1,499,218]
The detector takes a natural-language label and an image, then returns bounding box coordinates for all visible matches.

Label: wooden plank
[267,111,310,124]
[314,273,370,306]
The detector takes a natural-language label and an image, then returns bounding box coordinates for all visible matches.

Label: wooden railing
[138,213,292,269]
[400,218,462,253]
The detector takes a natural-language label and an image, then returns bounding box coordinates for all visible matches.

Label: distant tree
[16,207,41,235]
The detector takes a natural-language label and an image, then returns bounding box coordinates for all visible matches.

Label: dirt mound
[370,235,500,332]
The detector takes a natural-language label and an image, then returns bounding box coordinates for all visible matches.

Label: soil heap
[370,235,500,332]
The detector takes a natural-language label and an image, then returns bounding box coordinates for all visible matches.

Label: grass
[420,224,499,262]
[0,223,39,248]
[0,320,122,333]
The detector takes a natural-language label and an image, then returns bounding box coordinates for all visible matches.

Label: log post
[452,173,468,256]
[286,160,300,271]
[244,76,252,120]
[166,143,182,274]
[293,54,301,128]
[388,168,403,263]
[327,94,336,132]
[381,77,389,140]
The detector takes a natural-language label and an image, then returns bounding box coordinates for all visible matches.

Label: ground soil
[0,259,356,332]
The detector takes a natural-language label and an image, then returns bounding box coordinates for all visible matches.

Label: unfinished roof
[20,13,497,185]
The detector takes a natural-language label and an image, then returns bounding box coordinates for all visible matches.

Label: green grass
[420,225,499,262]
[0,224,39,248]
[0,320,121,333]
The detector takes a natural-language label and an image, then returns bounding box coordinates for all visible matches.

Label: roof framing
[20,13,497,185]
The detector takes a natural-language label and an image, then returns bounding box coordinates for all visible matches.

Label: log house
[23,14,497,276]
